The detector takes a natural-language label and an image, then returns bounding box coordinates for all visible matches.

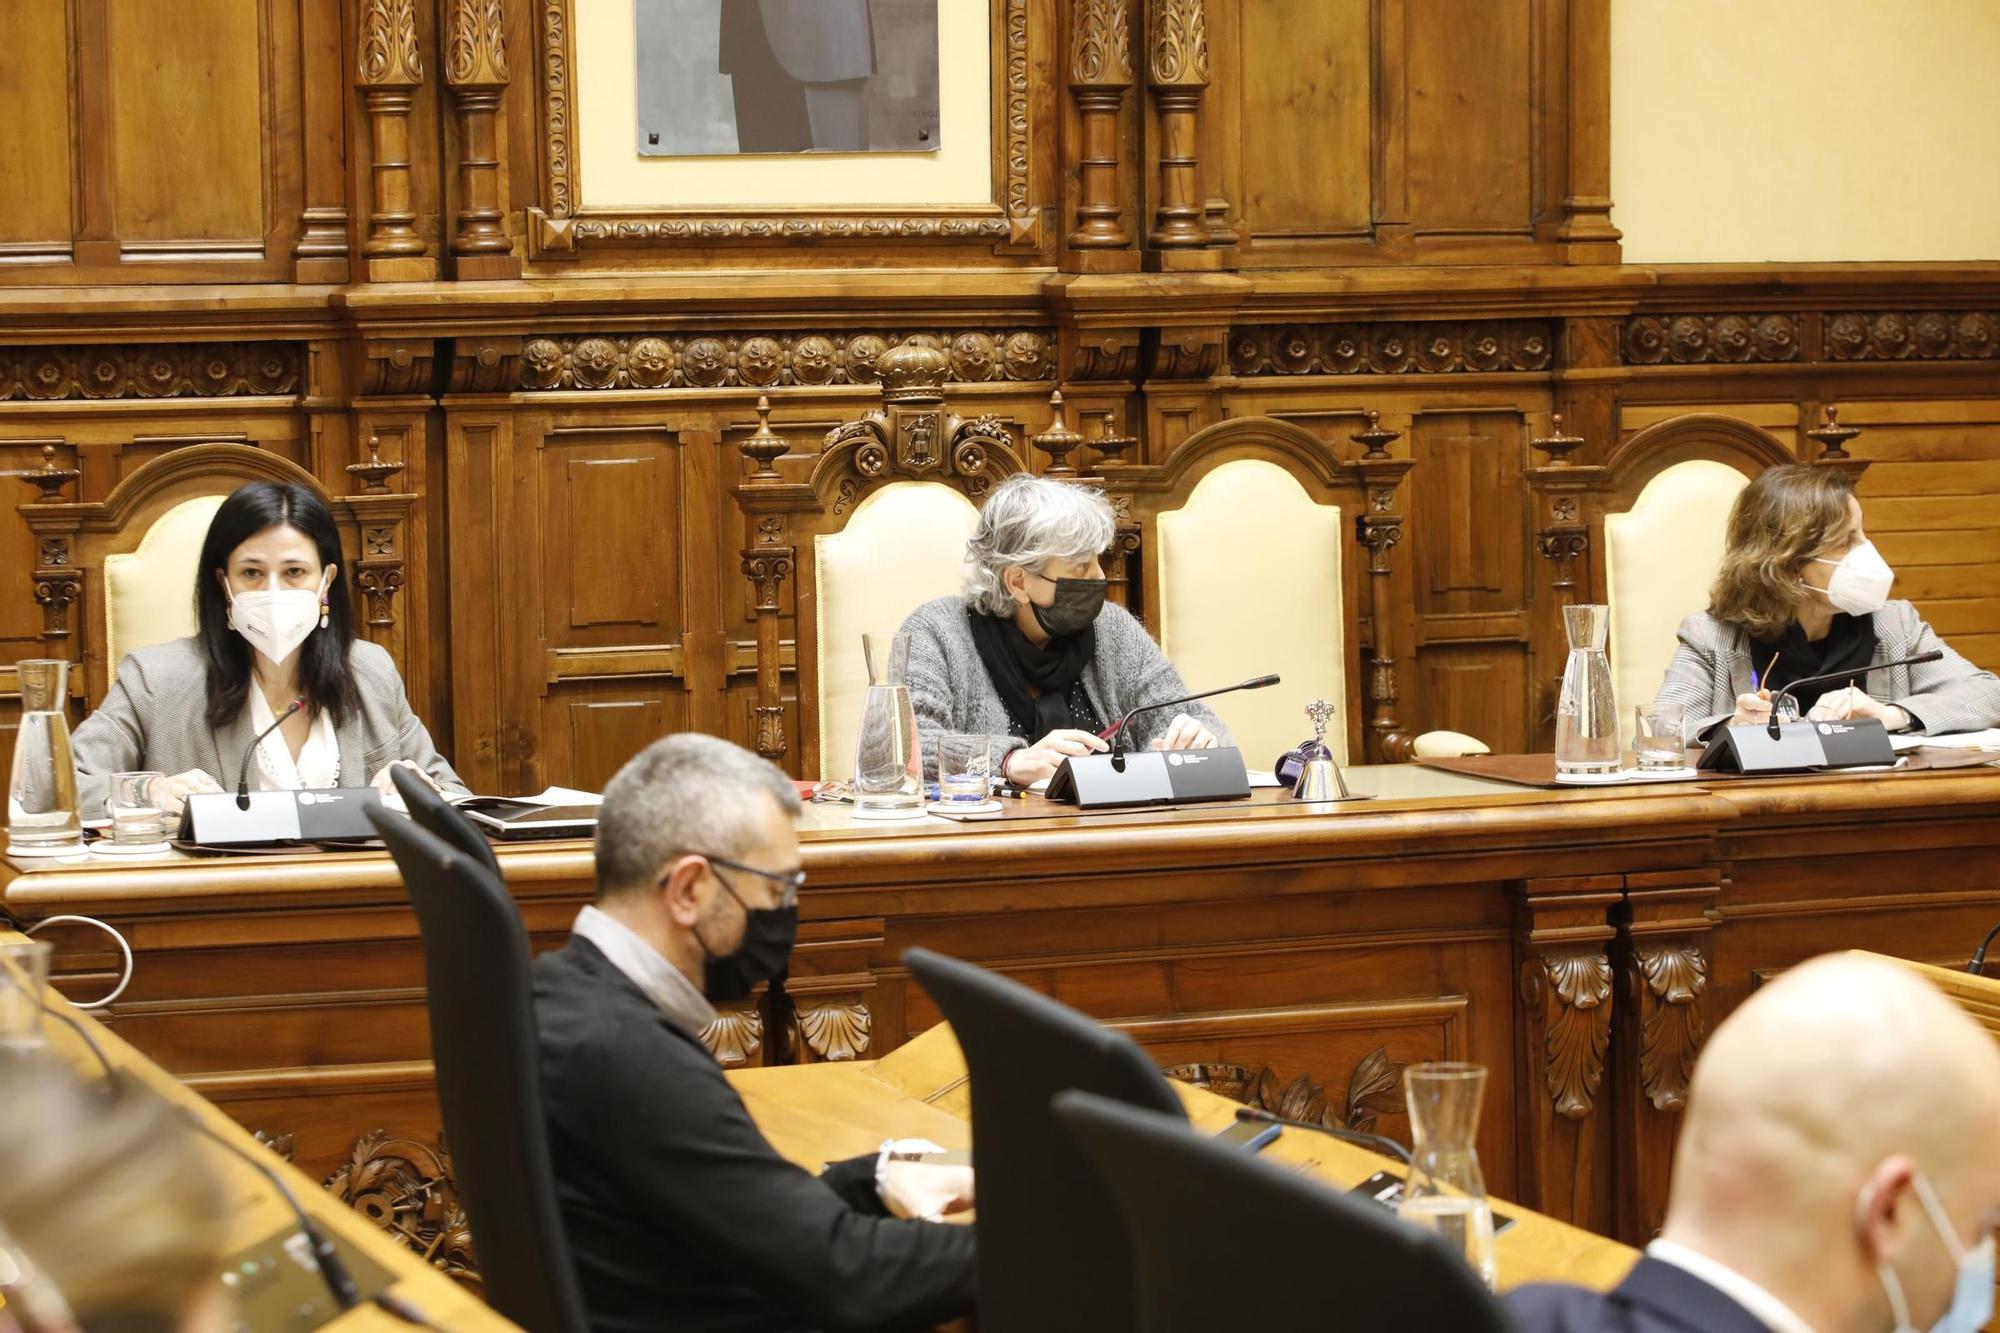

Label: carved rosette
[1163,1047,1407,1136]
[519,330,1051,391]
[1621,314,1799,365]
[702,1009,765,1067]
[1522,952,1613,1120]
[797,1001,873,1062]
[1232,322,1555,376]
[1635,943,1708,1112]
[1826,310,1998,361]
[0,344,299,402]
[325,1132,480,1288]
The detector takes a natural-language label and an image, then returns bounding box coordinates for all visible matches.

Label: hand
[1000,729,1109,785]
[152,769,222,817]
[370,758,441,798]
[1807,686,1910,731]
[1730,690,1773,728]
[1150,712,1218,752]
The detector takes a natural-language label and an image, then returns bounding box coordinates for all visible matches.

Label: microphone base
[1696,718,1894,775]
[182,787,383,847]
[1045,746,1251,809]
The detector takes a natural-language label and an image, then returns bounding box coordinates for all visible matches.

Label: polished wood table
[8,927,517,1331]
[8,757,2000,1274]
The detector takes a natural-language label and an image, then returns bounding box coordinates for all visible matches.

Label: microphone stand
[1108,675,1280,769]
[237,697,304,808]
[1970,921,2000,976]
[1764,651,1944,740]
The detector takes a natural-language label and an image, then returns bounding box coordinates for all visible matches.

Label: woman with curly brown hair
[1652,463,2000,739]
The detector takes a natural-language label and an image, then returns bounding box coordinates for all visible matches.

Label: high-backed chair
[1053,1090,1517,1333]
[102,493,225,674]
[389,762,499,876]
[367,808,590,1333]
[903,947,1186,1333]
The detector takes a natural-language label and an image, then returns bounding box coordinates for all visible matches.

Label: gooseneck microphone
[1233,1105,1414,1167]
[1108,675,1281,765]
[237,697,305,808]
[1970,921,2000,976]
[1764,651,1944,739]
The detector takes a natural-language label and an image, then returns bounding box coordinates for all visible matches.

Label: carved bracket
[796,1000,873,1063]
[326,1131,479,1289]
[1634,943,1707,1111]
[701,1007,765,1068]
[1523,950,1613,1119]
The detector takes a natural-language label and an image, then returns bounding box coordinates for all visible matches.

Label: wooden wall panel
[1234,0,1372,238]
[1403,0,1534,230]
[0,0,73,251]
[550,689,682,793]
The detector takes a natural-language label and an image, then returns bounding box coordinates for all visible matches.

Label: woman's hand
[152,769,223,817]
[1807,686,1911,732]
[1000,730,1109,785]
[371,758,442,798]
[1730,690,1774,728]
[1150,713,1219,751]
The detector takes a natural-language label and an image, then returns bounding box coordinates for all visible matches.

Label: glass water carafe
[853,633,922,817]
[1396,1062,1497,1288]
[1554,603,1619,774]
[7,659,83,856]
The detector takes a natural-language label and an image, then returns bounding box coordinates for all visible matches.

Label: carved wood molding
[539,0,573,218]
[1072,0,1134,84]
[1148,0,1209,85]
[520,330,1054,391]
[1002,0,1032,241]
[1826,311,1999,361]
[325,1131,480,1290]
[1634,942,1707,1112]
[1621,314,1800,365]
[0,344,300,401]
[796,1000,872,1062]
[445,0,508,86]
[358,0,424,86]
[1522,950,1613,1120]
[1231,322,1556,377]
[1163,1045,1407,1136]
[701,1008,765,1067]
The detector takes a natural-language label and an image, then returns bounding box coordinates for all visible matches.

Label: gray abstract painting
[636,0,941,156]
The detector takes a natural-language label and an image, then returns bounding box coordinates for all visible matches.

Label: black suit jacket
[1507,1255,1777,1333]
[534,937,977,1333]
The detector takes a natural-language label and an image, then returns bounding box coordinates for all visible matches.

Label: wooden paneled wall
[4,0,1999,790]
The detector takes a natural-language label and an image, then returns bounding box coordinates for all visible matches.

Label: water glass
[936,734,994,804]
[108,770,168,845]
[1632,705,1688,771]
[0,938,52,1054]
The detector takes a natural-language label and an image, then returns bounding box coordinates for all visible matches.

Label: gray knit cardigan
[896,595,1233,779]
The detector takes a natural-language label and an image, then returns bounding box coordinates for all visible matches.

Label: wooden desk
[731,1023,1637,1294]
[4,929,516,1332]
[8,759,2000,1277]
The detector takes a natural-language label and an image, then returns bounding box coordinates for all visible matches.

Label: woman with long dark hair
[72,480,464,817]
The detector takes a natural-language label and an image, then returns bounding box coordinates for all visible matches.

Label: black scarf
[1751,612,1879,713]
[966,607,1097,740]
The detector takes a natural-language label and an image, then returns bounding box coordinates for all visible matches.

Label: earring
[319,602,330,630]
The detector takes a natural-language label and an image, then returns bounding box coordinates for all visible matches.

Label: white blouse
[247,689,340,791]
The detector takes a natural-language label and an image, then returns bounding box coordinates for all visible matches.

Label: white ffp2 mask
[1814,540,1895,616]
[229,579,326,663]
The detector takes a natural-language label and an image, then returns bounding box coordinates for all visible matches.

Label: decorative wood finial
[1031,391,1084,477]
[739,396,788,480]
[1350,409,1400,461]
[20,442,80,503]
[1806,403,1860,462]
[345,434,405,493]
[1530,412,1587,468]
[1089,411,1136,471]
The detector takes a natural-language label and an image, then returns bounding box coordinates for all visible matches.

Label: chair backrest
[1157,458,1346,766]
[813,481,980,782]
[389,763,500,877]
[902,947,1186,1333]
[1604,459,1751,746]
[102,493,225,675]
[367,808,590,1333]
[1052,1090,1516,1333]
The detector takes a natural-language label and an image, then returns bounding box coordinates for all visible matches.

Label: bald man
[1508,954,2000,1333]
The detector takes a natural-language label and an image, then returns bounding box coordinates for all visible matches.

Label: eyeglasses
[699,853,807,909]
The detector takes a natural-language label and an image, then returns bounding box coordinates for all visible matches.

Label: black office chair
[1051,1090,1518,1333]
[368,807,590,1333]
[902,947,1186,1333]
[389,762,501,877]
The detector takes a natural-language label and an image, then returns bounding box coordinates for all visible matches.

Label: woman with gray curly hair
[898,473,1229,784]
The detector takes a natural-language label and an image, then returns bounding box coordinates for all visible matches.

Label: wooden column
[1068,0,1136,258]
[1556,0,1621,263]
[18,446,83,660]
[444,0,519,278]
[1145,0,1215,265]
[737,400,795,767]
[356,0,435,280]
[1350,411,1417,763]
[1527,414,1609,751]
[294,0,352,280]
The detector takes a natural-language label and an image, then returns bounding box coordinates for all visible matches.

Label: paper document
[1891,728,2000,754]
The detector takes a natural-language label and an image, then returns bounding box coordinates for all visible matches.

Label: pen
[1752,650,1780,694]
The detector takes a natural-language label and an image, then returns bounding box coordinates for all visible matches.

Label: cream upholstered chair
[1605,459,1750,746]
[102,493,227,676]
[814,481,981,783]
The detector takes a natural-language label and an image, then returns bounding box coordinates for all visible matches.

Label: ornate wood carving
[539,0,572,220]
[1525,951,1612,1120]
[32,570,82,652]
[701,1008,764,1067]
[1146,0,1211,251]
[325,1131,479,1289]
[1634,943,1706,1111]
[1002,0,1034,245]
[738,508,795,763]
[1231,322,1556,376]
[357,0,430,273]
[1826,311,1998,361]
[1163,1046,1407,1136]
[1029,392,1085,476]
[252,1130,298,1162]
[1068,0,1134,250]
[1349,412,1416,763]
[359,341,437,396]
[0,344,299,401]
[1145,326,1225,380]
[519,330,1053,391]
[1064,328,1143,381]
[1528,415,1593,608]
[446,336,525,393]
[445,0,514,272]
[17,443,79,503]
[821,345,1014,495]
[346,435,406,494]
[1805,404,1871,486]
[1621,314,1800,365]
[797,1000,872,1062]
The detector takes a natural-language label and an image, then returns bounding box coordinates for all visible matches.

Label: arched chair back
[813,481,980,782]
[1051,1090,1516,1333]
[102,494,226,674]
[367,808,590,1333]
[903,947,1185,1333]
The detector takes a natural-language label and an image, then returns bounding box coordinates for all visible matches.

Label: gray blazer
[1653,601,2000,738]
[898,596,1232,780]
[71,636,467,817]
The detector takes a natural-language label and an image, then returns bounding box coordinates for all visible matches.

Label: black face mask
[695,871,798,1002]
[1030,576,1108,638]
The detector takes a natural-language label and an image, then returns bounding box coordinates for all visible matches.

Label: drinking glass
[108,771,168,846]
[1397,1062,1497,1288]
[937,734,993,805]
[1632,705,1688,771]
[0,938,52,1054]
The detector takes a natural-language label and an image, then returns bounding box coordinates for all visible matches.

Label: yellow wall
[1611,0,2000,263]
[576,0,992,210]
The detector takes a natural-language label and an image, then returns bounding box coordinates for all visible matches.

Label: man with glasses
[534,733,976,1333]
